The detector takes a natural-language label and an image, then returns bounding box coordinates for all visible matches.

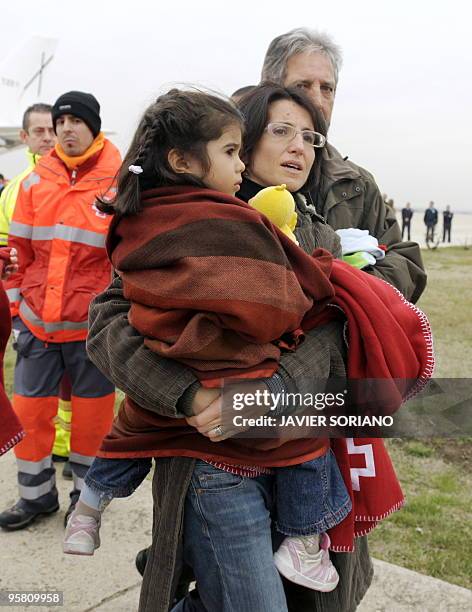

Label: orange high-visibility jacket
[6,140,121,343]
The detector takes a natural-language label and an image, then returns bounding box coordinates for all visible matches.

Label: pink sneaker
[274,533,339,592]
[63,513,100,556]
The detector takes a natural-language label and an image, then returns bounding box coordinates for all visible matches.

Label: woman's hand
[186,393,223,438]
[186,380,272,442]
[185,386,224,439]
[190,387,221,416]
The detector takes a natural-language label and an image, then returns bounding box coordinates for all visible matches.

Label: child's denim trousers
[275,449,352,535]
[84,448,351,535]
[83,456,152,510]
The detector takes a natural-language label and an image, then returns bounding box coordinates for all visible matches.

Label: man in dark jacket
[443,205,454,243]
[261,28,426,304]
[401,203,414,240]
[424,201,439,242]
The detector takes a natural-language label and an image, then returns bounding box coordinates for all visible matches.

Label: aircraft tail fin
[0,36,58,98]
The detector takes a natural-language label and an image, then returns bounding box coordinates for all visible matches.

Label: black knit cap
[52,91,101,137]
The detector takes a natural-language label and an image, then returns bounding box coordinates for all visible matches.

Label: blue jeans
[171,460,288,612]
[84,457,152,508]
[275,449,352,535]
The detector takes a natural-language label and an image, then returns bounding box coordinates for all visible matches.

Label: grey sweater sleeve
[87,274,198,418]
[275,320,347,414]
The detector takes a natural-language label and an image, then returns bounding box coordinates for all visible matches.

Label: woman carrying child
[80,85,432,612]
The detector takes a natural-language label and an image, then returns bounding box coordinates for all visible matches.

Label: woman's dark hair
[99,88,243,215]
[237,82,327,192]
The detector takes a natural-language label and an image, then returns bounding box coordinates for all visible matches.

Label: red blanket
[0,248,25,456]
[329,437,405,551]
[308,259,434,413]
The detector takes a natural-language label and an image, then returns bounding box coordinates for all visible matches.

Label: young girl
[63,87,351,592]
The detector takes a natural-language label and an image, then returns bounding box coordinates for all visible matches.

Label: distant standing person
[424,201,438,242]
[443,206,454,243]
[401,202,413,240]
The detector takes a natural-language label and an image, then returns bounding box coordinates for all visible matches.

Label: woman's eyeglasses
[265,122,326,148]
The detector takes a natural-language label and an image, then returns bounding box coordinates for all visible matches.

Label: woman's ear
[241,154,250,174]
[168,148,200,175]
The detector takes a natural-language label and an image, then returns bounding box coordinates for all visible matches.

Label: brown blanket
[108,186,335,386]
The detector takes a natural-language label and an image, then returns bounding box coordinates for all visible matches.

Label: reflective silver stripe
[19,475,56,500]
[16,456,52,475]
[30,226,55,240]
[69,452,94,467]
[6,287,20,302]
[56,224,106,247]
[22,172,40,191]
[9,221,33,239]
[73,475,84,491]
[19,301,89,333]
[31,224,105,248]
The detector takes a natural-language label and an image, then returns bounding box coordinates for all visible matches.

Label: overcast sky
[1,0,471,211]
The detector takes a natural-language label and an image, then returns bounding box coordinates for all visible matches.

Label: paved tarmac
[1,450,471,611]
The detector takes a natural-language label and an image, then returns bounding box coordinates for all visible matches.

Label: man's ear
[19,129,28,145]
[168,148,195,174]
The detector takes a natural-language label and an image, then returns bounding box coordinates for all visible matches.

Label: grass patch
[402,440,434,458]
[368,247,472,588]
[416,247,472,377]
[370,439,472,587]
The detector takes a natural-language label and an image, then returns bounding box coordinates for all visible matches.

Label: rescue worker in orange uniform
[0,103,74,477]
[0,91,120,530]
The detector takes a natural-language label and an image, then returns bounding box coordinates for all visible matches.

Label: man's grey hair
[22,103,52,131]
[261,28,343,88]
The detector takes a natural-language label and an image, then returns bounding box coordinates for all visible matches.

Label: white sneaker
[274,533,339,592]
[63,513,100,556]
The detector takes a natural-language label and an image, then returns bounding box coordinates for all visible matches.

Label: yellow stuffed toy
[248,184,299,244]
